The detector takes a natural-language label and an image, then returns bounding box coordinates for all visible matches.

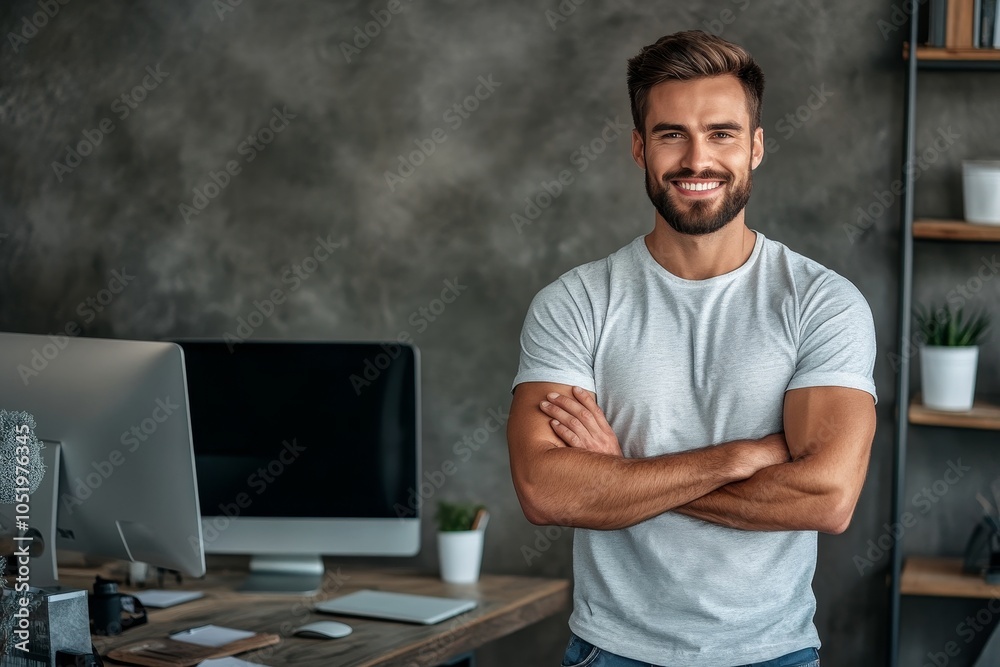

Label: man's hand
[539,386,622,457]
[540,387,790,474]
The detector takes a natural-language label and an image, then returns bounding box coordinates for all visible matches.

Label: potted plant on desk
[436,501,488,584]
[916,303,991,412]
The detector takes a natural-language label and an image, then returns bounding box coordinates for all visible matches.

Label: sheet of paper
[198,658,268,667]
[134,589,205,608]
[170,624,256,648]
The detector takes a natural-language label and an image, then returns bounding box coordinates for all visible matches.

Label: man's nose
[679,137,713,175]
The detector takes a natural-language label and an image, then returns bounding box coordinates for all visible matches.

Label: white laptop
[314,589,477,625]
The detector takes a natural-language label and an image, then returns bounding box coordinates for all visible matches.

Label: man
[507,31,877,667]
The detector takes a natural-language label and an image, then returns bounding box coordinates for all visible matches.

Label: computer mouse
[293,621,353,639]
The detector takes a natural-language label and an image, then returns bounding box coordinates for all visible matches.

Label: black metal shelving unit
[888,15,919,665]
[889,13,1000,667]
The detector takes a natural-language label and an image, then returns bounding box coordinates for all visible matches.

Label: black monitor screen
[177,341,418,519]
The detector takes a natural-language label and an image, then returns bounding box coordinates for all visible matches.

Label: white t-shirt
[511,230,877,666]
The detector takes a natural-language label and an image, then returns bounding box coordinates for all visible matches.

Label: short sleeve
[785,275,878,404]
[511,275,597,395]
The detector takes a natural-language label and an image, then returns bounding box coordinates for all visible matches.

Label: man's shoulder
[760,234,833,276]
[759,234,870,312]
[534,236,641,300]
[762,235,861,289]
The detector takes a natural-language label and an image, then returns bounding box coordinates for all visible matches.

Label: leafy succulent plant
[435,501,485,532]
[915,304,991,347]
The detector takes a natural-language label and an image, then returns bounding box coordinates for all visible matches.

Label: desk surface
[63,562,569,667]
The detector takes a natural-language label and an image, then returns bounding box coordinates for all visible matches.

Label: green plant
[914,304,991,347]
[435,501,484,532]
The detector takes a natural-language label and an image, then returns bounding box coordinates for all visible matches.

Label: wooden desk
[62,563,569,667]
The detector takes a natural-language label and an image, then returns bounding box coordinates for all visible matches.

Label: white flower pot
[920,345,979,411]
[963,160,1000,226]
[438,530,484,584]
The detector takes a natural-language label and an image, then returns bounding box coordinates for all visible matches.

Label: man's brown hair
[627,30,765,134]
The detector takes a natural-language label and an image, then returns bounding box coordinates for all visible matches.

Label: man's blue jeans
[560,633,820,667]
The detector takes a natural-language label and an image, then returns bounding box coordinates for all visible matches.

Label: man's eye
[713,132,732,139]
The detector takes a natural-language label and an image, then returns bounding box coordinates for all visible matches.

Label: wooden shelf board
[914,219,1000,241]
[902,557,1000,599]
[915,46,1000,61]
[904,43,1000,61]
[909,396,1000,430]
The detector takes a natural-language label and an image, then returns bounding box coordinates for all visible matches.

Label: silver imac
[174,340,420,594]
[0,332,205,585]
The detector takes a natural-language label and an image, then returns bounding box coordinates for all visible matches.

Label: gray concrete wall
[1,0,998,665]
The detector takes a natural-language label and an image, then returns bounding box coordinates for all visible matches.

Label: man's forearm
[676,389,877,534]
[520,439,769,530]
[675,457,847,533]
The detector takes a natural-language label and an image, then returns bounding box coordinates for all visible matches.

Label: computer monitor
[174,340,420,594]
[0,332,205,586]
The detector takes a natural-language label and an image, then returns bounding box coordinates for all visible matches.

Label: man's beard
[644,163,753,236]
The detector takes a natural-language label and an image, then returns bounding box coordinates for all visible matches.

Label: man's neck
[643,215,756,281]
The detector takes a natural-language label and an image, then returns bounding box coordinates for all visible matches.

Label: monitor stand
[240,554,324,595]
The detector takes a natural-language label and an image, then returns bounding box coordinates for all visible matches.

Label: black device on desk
[173,340,421,595]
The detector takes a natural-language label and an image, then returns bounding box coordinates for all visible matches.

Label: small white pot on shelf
[920,345,979,412]
[963,160,1000,226]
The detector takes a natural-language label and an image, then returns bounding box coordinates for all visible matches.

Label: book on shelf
[993,0,1000,49]
[976,0,999,47]
[935,0,1000,49]
[929,0,948,46]
[975,0,982,46]
[947,0,976,47]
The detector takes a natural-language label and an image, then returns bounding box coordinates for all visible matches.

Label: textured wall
[2,0,999,665]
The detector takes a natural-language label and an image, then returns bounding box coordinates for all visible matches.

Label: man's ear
[751,126,764,170]
[631,128,646,169]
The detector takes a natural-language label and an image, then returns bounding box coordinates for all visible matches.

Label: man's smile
[670,179,726,198]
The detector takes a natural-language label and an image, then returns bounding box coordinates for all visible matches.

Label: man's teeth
[676,181,722,191]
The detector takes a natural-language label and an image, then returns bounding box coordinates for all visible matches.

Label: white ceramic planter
[438,530,484,584]
[963,160,1000,226]
[920,345,979,411]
